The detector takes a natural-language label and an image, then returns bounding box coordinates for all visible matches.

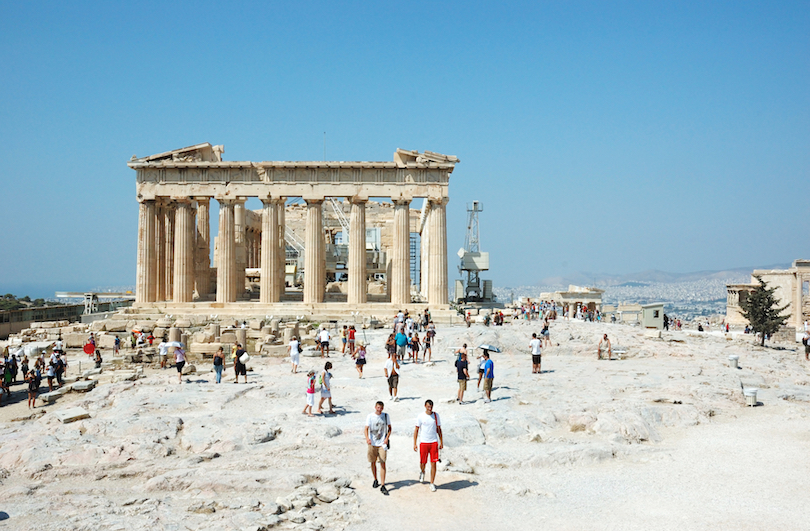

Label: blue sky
[1,1,808,298]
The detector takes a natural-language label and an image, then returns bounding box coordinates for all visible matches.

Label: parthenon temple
[130,143,459,320]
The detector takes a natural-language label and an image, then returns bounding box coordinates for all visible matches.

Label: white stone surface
[1,319,809,530]
[53,407,90,423]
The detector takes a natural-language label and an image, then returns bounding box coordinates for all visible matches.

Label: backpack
[213,355,222,367]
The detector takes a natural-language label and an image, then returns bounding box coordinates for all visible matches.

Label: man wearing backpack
[413,399,443,492]
[365,401,392,496]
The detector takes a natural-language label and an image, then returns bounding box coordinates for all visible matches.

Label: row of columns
[136,196,449,306]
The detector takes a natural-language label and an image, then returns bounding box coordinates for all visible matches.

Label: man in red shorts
[413,399,443,492]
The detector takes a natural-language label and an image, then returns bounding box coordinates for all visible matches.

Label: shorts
[175,361,185,373]
[419,441,439,464]
[458,379,467,391]
[387,374,399,389]
[342,338,347,344]
[532,354,542,365]
[478,367,485,375]
[348,339,355,345]
[483,377,493,391]
[235,362,247,376]
[306,392,315,407]
[356,358,366,366]
[368,445,387,463]
[397,345,406,357]
[321,341,329,349]
[542,330,550,337]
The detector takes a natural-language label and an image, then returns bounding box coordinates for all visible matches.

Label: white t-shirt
[158,342,168,357]
[289,340,299,354]
[319,330,330,342]
[415,412,441,444]
[384,358,399,375]
[530,338,542,355]
[366,412,391,447]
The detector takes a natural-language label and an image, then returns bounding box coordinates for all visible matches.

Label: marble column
[419,206,431,301]
[195,198,210,298]
[260,199,281,303]
[428,198,449,306]
[173,200,196,303]
[216,199,237,303]
[155,204,166,301]
[391,199,411,305]
[164,205,175,300]
[234,200,247,299]
[136,199,157,303]
[277,200,286,296]
[255,232,261,269]
[250,231,257,268]
[348,200,367,304]
[304,199,325,304]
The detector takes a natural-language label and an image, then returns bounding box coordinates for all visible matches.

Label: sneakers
[418,472,425,483]
[380,485,389,495]
[429,483,437,492]
[393,396,399,402]
[373,479,380,489]
[485,398,491,403]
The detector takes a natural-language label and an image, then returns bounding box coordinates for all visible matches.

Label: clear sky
[1,1,808,298]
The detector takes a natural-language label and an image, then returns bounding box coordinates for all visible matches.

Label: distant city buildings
[496,274,746,321]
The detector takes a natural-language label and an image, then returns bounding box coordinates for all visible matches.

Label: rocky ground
[1,318,809,530]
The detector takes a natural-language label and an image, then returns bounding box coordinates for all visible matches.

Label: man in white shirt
[413,399,443,492]
[319,327,331,358]
[364,401,392,496]
[158,338,169,369]
[530,332,542,374]
[383,352,400,401]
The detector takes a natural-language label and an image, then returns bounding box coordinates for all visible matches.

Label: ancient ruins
[726,259,810,330]
[130,143,459,321]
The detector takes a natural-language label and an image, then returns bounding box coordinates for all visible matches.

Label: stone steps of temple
[126,303,462,325]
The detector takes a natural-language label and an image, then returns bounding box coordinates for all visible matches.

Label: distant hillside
[538,263,791,287]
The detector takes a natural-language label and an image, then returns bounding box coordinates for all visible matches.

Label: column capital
[392,198,412,206]
[430,197,450,207]
[261,197,286,207]
[304,198,324,205]
[350,195,369,203]
[171,197,194,205]
[192,196,211,204]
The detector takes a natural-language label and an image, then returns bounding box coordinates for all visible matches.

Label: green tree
[739,276,789,346]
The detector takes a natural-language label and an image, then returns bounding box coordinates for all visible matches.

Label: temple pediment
[394,148,460,167]
[131,143,224,163]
